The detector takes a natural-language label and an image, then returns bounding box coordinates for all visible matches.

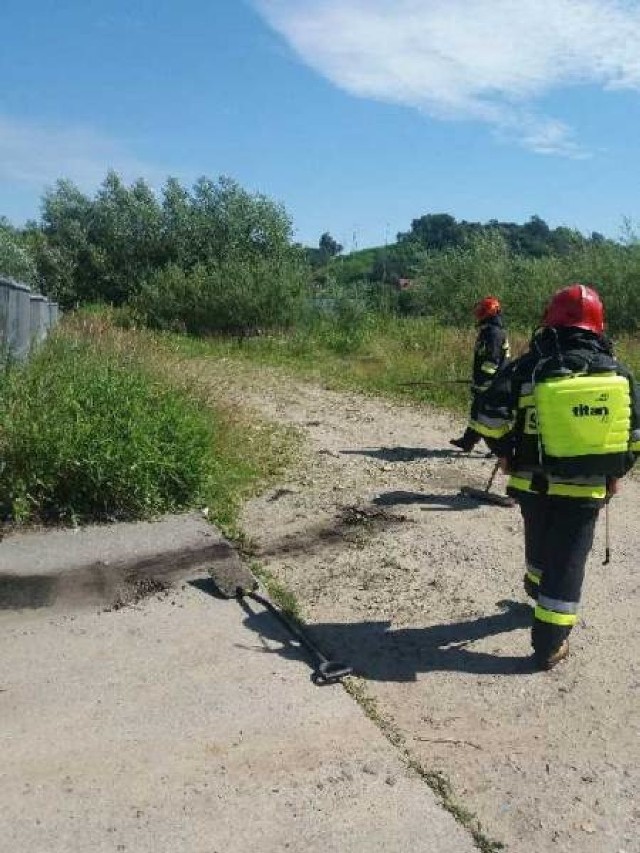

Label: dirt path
[197,359,639,853]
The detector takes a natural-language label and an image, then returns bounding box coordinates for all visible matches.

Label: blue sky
[1,0,640,248]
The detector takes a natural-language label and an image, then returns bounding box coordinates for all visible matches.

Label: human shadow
[237,599,536,679]
[372,490,479,512]
[341,447,490,462]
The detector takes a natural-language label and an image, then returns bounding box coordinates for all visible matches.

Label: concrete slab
[0,580,477,853]
[0,514,242,610]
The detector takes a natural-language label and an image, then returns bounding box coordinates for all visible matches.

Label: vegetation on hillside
[2,170,639,336]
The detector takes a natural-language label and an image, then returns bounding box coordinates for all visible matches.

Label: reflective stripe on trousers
[534,602,579,627]
[509,474,606,501]
[525,561,541,588]
[534,581,581,625]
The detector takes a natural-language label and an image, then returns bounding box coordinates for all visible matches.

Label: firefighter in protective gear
[450,296,511,452]
[471,284,640,670]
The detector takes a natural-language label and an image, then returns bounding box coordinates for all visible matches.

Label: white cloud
[0,115,159,191]
[256,0,640,155]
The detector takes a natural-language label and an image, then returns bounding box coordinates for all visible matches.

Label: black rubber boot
[450,427,480,452]
[534,640,570,671]
[450,437,475,451]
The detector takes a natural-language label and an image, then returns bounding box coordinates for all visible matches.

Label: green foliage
[318,231,343,261]
[398,212,602,259]
[320,214,622,320]
[135,256,307,334]
[305,233,344,270]
[180,314,478,413]
[413,232,513,325]
[0,222,38,285]
[398,213,465,251]
[395,231,640,333]
[0,336,217,524]
[327,247,380,286]
[311,293,373,354]
[30,172,298,317]
[196,312,640,432]
[8,180,640,337]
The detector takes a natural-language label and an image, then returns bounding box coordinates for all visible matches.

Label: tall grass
[68,312,300,532]
[168,310,640,417]
[0,337,216,523]
[167,315,482,412]
[0,321,297,529]
[19,305,633,530]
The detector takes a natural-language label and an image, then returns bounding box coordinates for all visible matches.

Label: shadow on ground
[194,578,536,679]
[341,447,490,462]
[259,599,536,679]
[372,490,481,512]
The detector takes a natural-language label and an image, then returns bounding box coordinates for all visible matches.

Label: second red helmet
[542,284,604,334]
[474,296,501,321]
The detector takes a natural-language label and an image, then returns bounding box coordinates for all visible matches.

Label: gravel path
[199,359,639,853]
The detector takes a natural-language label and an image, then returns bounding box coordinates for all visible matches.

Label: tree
[189,175,293,267]
[397,213,464,251]
[0,222,38,284]
[30,172,298,310]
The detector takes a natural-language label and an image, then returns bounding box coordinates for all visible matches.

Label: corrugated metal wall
[0,277,60,360]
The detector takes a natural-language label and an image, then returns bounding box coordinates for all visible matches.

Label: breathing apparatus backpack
[533,367,632,478]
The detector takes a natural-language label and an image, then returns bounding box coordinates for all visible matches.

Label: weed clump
[0,336,217,524]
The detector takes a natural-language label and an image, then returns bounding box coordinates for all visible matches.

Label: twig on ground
[416,737,483,751]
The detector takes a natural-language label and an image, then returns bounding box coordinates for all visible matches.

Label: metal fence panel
[30,294,50,345]
[49,302,60,327]
[0,276,60,359]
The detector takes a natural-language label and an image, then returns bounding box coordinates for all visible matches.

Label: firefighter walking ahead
[471,284,640,670]
[450,296,511,452]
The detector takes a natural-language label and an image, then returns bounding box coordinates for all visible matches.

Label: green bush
[312,293,373,354]
[33,173,299,309]
[135,257,306,335]
[0,337,217,523]
[409,232,640,334]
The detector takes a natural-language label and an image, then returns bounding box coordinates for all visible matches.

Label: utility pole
[382,222,390,284]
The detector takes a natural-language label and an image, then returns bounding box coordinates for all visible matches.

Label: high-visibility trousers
[517,492,600,657]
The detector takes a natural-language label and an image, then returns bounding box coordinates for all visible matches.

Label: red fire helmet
[474,296,501,321]
[542,284,605,334]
